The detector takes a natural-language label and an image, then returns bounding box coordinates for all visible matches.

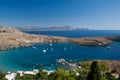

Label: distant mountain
[16,26,89,31]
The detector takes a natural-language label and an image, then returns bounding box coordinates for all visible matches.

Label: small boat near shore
[106,46,111,50]
[32,46,37,49]
[50,43,52,46]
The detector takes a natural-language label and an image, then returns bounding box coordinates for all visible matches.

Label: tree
[106,72,117,80]
[99,63,108,74]
[76,61,91,80]
[16,75,36,80]
[48,68,76,80]
[87,61,101,80]
[0,71,6,80]
[35,65,48,80]
[0,71,4,79]
[100,76,107,80]
[16,65,48,80]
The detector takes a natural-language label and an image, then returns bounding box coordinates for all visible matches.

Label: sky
[0,0,120,30]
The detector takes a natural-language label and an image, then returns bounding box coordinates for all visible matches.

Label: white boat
[32,47,37,49]
[50,43,52,46]
[64,47,66,50]
[106,46,111,50]
[43,49,47,53]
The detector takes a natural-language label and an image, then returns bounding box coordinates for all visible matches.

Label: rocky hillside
[69,37,113,46]
[0,27,21,33]
[0,27,119,50]
[0,27,68,50]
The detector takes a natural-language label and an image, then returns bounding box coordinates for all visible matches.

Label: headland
[0,27,119,50]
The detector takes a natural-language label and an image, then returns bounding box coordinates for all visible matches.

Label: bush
[0,71,6,80]
[48,68,76,80]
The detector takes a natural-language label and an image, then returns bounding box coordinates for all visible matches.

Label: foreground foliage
[48,68,77,80]
[1,61,118,80]
[0,71,7,80]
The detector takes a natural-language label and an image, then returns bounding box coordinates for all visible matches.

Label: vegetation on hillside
[0,71,7,80]
[0,61,118,80]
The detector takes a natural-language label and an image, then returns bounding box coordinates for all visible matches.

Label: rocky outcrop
[107,36,120,41]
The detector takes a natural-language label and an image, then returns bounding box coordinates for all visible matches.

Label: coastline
[3,59,120,73]
[4,59,120,80]
[1,27,120,51]
[0,27,120,75]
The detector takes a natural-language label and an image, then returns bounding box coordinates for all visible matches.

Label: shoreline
[1,27,120,51]
[4,60,120,80]
[0,27,120,79]
[2,59,120,73]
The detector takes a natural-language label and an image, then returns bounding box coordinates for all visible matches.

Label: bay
[0,30,120,72]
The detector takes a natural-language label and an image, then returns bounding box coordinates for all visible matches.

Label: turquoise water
[0,30,120,72]
[0,42,120,72]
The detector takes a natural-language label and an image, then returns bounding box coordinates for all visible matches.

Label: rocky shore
[0,27,119,50]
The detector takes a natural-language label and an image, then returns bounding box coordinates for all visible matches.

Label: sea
[0,30,120,72]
